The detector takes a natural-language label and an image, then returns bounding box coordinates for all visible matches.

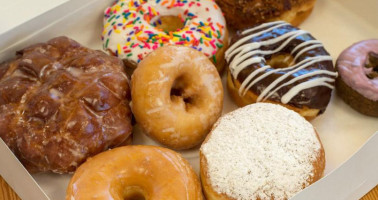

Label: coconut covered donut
[336,40,378,117]
[66,145,203,199]
[226,21,338,120]
[131,45,223,150]
[216,0,317,29]
[102,0,228,72]
[200,103,325,200]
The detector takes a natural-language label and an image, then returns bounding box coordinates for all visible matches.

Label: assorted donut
[0,0,376,199]
[200,103,325,200]
[102,0,228,72]
[0,36,133,173]
[131,45,223,150]
[226,21,338,120]
[336,40,378,117]
[215,0,317,29]
[67,145,203,199]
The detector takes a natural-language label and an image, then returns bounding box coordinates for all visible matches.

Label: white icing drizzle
[230,56,265,79]
[255,56,333,101]
[226,22,295,61]
[293,44,324,62]
[241,21,284,35]
[229,29,309,78]
[234,36,321,97]
[262,70,338,101]
[291,40,322,54]
[226,21,338,104]
[281,78,335,103]
[239,65,270,96]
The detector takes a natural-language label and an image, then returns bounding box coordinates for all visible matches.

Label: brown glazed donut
[216,0,317,29]
[131,45,223,150]
[226,21,337,120]
[0,36,133,173]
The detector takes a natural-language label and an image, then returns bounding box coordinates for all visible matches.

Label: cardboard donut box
[0,0,377,199]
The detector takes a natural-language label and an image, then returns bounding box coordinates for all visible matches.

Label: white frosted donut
[200,103,325,200]
[102,0,228,71]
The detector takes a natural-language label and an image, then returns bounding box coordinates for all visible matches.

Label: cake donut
[216,0,316,29]
[200,103,325,200]
[0,36,132,173]
[131,46,223,150]
[336,40,378,117]
[226,21,338,120]
[66,145,203,199]
[102,0,228,72]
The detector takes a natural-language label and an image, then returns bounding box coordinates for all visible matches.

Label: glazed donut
[226,21,338,120]
[216,0,316,29]
[200,103,325,200]
[66,145,203,199]
[0,36,132,173]
[102,0,228,72]
[336,40,378,117]
[131,45,223,150]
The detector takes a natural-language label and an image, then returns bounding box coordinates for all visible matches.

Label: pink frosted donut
[336,39,378,117]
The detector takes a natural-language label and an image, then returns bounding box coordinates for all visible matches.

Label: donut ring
[102,0,228,72]
[336,39,378,117]
[216,0,317,29]
[226,21,337,120]
[131,45,223,150]
[200,103,325,200]
[66,145,203,199]
[0,36,132,173]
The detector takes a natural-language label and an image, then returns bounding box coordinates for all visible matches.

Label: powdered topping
[201,103,322,200]
[102,0,226,64]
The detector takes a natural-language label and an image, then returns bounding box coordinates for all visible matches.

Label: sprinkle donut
[226,21,338,120]
[102,0,228,72]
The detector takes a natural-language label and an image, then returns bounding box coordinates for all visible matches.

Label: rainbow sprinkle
[102,0,225,64]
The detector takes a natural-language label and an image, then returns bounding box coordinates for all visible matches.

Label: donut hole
[170,76,196,111]
[171,88,193,105]
[267,53,294,69]
[365,51,378,79]
[123,186,146,200]
[152,15,184,32]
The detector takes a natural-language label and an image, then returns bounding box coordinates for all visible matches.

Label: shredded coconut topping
[201,103,321,200]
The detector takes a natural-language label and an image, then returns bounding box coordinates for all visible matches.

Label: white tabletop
[0,0,68,35]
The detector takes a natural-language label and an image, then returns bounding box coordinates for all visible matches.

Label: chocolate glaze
[228,22,336,113]
[215,0,315,29]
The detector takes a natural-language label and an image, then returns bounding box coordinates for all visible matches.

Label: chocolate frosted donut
[0,36,133,173]
[336,40,378,117]
[215,0,316,29]
[226,21,338,120]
